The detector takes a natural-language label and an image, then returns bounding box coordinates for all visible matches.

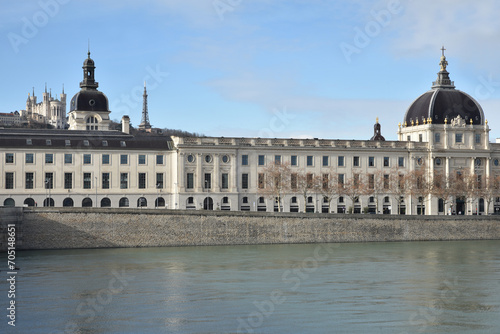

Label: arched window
[101,198,111,207]
[155,197,165,207]
[137,197,147,208]
[82,198,93,207]
[43,198,54,207]
[119,197,129,207]
[24,198,35,207]
[86,116,99,131]
[438,198,444,213]
[3,198,15,207]
[63,198,74,207]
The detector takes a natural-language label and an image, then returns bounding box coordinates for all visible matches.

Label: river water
[2,240,500,333]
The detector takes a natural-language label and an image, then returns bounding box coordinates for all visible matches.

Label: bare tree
[258,162,292,212]
[430,171,455,215]
[295,170,320,213]
[473,174,500,215]
[319,170,342,213]
[406,168,429,215]
[343,173,368,213]
[388,168,407,215]
[366,170,387,214]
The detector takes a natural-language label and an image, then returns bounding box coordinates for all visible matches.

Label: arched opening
[383,196,391,214]
[456,197,465,215]
[119,197,129,208]
[82,198,93,207]
[479,198,485,214]
[24,198,35,207]
[306,196,315,213]
[438,198,444,214]
[257,196,266,212]
[43,198,54,207]
[63,198,74,207]
[101,198,111,208]
[186,197,195,210]
[203,197,213,210]
[290,196,299,212]
[221,196,230,211]
[137,197,147,208]
[3,198,15,207]
[155,197,165,208]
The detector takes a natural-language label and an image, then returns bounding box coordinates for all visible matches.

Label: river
[2,240,500,333]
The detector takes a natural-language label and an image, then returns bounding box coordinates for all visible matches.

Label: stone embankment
[1,207,499,250]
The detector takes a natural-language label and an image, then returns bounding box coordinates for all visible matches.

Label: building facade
[22,86,67,129]
[2,51,500,215]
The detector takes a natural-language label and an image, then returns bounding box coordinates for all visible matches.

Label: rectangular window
[419,134,423,142]
[368,156,375,167]
[102,173,110,189]
[5,172,14,189]
[26,153,34,164]
[242,155,249,166]
[305,156,312,166]
[275,155,281,165]
[407,135,411,141]
[242,173,249,189]
[307,173,314,188]
[455,133,463,143]
[384,174,389,189]
[338,156,345,167]
[353,173,359,188]
[64,153,72,164]
[353,156,360,167]
[64,173,72,189]
[156,155,164,165]
[398,157,405,167]
[138,155,146,165]
[45,172,53,189]
[221,173,229,189]
[258,155,265,166]
[475,134,481,144]
[383,157,390,167]
[5,153,14,164]
[204,173,212,189]
[258,173,265,189]
[138,173,147,189]
[368,174,374,189]
[156,173,164,189]
[322,156,329,167]
[291,173,297,189]
[186,173,194,189]
[120,173,128,189]
[83,154,92,165]
[291,155,297,166]
[434,133,441,143]
[322,174,329,190]
[83,173,92,189]
[45,153,54,164]
[25,172,34,189]
[102,154,110,165]
[120,154,128,165]
[338,174,345,186]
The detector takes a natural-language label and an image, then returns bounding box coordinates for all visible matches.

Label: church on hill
[1,48,499,215]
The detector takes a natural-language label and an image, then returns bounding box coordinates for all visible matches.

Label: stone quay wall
[5,208,500,250]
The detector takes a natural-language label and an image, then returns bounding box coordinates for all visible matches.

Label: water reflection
[1,240,499,333]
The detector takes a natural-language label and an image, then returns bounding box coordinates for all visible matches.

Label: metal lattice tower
[139,81,151,130]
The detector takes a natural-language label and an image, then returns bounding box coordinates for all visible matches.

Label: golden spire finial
[439,45,448,71]
[423,118,427,125]
[470,118,473,125]
[444,117,448,124]
[416,119,419,125]
[486,119,488,125]
[428,117,432,124]
[398,122,401,128]
[376,117,379,124]
[411,120,414,126]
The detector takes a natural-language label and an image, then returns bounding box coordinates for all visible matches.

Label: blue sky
[2,0,500,140]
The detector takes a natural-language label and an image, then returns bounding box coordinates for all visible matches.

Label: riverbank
[1,207,499,250]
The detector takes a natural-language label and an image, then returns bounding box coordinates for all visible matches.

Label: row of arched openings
[5,197,166,208]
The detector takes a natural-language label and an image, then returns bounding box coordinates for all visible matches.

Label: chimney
[121,115,130,134]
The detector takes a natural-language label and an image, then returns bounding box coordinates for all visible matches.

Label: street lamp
[156,183,161,209]
[95,176,98,208]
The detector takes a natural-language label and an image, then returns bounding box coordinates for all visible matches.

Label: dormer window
[26,139,32,145]
[46,139,52,146]
[86,116,98,131]
[120,141,126,147]
[102,140,108,147]
[83,140,89,147]
[65,140,71,146]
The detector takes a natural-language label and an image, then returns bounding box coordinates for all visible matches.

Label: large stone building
[22,85,67,129]
[1,50,500,215]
